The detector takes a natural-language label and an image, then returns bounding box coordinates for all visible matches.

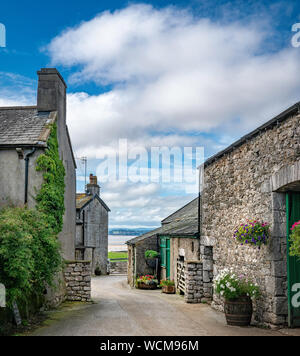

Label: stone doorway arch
[270,160,300,327]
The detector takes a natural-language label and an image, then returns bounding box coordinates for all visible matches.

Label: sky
[1,0,300,228]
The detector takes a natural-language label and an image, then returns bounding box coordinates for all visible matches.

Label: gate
[286,192,300,327]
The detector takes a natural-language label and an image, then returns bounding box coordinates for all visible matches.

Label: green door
[160,236,170,279]
[286,192,300,327]
[166,238,170,279]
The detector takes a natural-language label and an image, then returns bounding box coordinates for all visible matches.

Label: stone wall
[184,261,203,303]
[201,112,300,326]
[64,261,92,302]
[127,235,158,287]
[109,260,128,274]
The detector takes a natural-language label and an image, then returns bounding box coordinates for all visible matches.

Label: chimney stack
[86,174,100,196]
[37,68,67,156]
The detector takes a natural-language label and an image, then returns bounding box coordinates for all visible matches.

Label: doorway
[286,192,300,327]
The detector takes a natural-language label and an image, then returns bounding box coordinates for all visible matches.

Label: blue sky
[1,0,300,228]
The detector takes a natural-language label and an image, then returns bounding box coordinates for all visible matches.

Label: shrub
[0,207,62,307]
[145,250,159,259]
[289,221,300,257]
[214,269,260,300]
[234,220,270,248]
[159,279,175,287]
[0,123,64,309]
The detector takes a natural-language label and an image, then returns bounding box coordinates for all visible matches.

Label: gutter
[24,148,36,204]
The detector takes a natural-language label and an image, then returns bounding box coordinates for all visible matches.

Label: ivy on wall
[36,123,66,234]
[0,123,65,309]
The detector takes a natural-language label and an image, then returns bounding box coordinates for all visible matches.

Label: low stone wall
[184,261,203,303]
[64,261,92,302]
[201,245,214,300]
[109,260,128,274]
[183,254,213,304]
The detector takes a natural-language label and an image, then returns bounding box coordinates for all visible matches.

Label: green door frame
[286,192,300,328]
[160,236,170,279]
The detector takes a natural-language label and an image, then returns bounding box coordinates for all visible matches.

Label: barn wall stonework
[127,236,158,287]
[201,112,300,326]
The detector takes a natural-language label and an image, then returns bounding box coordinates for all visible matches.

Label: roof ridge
[0,106,37,110]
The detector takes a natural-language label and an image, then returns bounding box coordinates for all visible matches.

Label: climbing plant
[0,208,62,307]
[290,221,300,257]
[0,123,65,308]
[36,123,65,234]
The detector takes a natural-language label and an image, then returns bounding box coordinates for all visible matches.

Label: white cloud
[0,72,35,106]
[45,4,300,227]
[100,179,195,227]
[44,3,300,171]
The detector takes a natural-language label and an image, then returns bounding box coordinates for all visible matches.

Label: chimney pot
[86,174,100,196]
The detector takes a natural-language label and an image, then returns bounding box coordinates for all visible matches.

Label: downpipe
[24,147,36,205]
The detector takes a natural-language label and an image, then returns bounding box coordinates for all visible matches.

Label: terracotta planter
[162,285,175,294]
[137,282,157,290]
[224,296,253,326]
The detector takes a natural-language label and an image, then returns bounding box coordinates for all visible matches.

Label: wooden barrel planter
[224,296,253,326]
[137,282,157,290]
[162,285,175,294]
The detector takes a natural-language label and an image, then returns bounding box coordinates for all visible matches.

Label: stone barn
[76,174,110,275]
[126,197,210,302]
[200,102,300,327]
[126,228,161,288]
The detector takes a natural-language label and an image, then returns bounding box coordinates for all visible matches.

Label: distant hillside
[109,228,155,236]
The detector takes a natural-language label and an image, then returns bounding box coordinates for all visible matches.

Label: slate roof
[159,217,199,237]
[76,193,110,212]
[0,107,56,147]
[125,227,162,246]
[161,197,199,225]
[126,197,199,246]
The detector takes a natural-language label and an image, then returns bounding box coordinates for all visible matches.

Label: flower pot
[162,285,175,294]
[137,282,157,290]
[224,296,253,326]
[95,269,101,276]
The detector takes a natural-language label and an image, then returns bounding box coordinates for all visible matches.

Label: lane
[29,275,283,336]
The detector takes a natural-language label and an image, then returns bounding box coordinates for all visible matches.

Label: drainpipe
[24,148,36,205]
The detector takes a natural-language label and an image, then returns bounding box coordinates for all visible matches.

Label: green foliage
[36,124,65,234]
[0,123,65,308]
[290,221,300,257]
[214,269,260,301]
[0,208,62,307]
[145,250,159,259]
[108,251,128,260]
[159,279,175,287]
